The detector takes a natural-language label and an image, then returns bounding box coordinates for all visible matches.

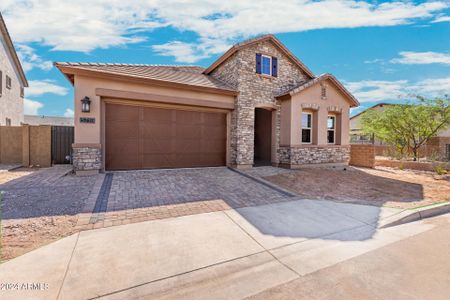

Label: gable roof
[0,12,28,87]
[276,73,360,107]
[203,34,315,78]
[54,62,238,95]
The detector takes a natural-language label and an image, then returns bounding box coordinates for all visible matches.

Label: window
[20,86,24,98]
[256,53,278,77]
[327,115,336,144]
[0,70,2,96]
[301,112,312,144]
[261,55,272,76]
[5,118,11,126]
[6,75,11,89]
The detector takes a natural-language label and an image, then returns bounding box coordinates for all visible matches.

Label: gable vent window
[6,75,12,89]
[256,53,278,77]
[321,84,327,99]
[20,86,24,98]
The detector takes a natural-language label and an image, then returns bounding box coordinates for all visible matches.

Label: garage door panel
[106,103,226,170]
[141,124,174,139]
[176,125,201,138]
[106,105,140,122]
[143,107,174,123]
[142,153,177,169]
[142,139,173,154]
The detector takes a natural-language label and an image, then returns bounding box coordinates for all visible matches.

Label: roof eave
[55,64,239,96]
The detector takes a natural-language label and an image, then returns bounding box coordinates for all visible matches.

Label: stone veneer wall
[72,147,101,172]
[278,146,350,167]
[210,39,310,166]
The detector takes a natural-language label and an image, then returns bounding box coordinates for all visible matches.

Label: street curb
[380,202,450,228]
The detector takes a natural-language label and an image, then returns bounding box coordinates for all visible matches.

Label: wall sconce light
[81,96,91,113]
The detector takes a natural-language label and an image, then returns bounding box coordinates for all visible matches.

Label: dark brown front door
[105,103,227,170]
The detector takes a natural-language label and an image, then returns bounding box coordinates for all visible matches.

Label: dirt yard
[0,166,94,261]
[264,167,450,209]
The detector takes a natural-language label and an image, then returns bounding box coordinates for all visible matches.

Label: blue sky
[1,0,449,117]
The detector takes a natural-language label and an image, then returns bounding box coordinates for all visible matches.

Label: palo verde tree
[360,96,450,161]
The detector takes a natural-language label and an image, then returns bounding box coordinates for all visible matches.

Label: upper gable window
[256,53,278,77]
[261,55,272,76]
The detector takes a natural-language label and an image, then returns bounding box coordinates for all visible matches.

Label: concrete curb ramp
[380,202,450,228]
[0,198,443,300]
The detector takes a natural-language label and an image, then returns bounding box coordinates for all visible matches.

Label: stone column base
[72,144,102,175]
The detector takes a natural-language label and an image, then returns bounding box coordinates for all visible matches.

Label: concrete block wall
[0,125,51,167]
[350,144,375,168]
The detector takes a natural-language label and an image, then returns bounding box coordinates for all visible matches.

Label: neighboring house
[350,103,391,145]
[55,34,359,174]
[23,115,74,126]
[350,103,450,160]
[0,12,28,126]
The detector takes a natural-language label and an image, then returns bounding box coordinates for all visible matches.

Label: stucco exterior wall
[0,33,24,126]
[210,39,310,166]
[286,79,351,146]
[73,75,235,145]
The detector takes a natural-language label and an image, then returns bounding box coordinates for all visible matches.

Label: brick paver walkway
[77,167,295,229]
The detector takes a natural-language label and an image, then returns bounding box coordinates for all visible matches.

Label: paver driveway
[80,167,295,228]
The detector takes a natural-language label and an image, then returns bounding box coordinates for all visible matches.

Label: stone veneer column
[72,144,102,175]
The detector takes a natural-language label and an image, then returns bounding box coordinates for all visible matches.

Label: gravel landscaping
[0,166,96,261]
[263,166,450,209]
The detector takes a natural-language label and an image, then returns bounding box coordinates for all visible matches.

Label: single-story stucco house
[55,34,359,175]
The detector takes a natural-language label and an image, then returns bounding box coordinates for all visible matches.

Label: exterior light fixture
[81,96,91,113]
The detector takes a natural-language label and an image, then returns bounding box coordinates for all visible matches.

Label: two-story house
[55,34,359,175]
[0,12,28,126]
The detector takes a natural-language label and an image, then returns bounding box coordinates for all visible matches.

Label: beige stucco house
[0,12,28,126]
[55,34,359,174]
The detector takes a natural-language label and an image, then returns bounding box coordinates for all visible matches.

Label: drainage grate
[90,173,113,223]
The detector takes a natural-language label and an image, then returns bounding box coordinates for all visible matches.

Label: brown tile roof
[54,62,237,94]
[276,73,360,107]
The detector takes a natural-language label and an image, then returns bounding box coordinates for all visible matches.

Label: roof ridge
[54,62,204,68]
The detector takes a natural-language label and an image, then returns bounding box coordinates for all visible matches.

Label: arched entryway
[254,107,274,166]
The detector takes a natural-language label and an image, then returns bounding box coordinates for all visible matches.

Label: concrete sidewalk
[0,198,441,300]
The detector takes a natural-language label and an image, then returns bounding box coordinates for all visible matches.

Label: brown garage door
[105,103,227,170]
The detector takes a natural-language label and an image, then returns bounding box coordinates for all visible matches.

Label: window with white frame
[327,115,336,144]
[301,112,312,144]
[261,55,272,76]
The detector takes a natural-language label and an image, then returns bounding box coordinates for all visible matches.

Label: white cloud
[152,38,230,63]
[345,77,450,102]
[27,80,68,97]
[63,108,74,118]
[24,98,44,115]
[0,0,448,57]
[391,51,450,66]
[431,15,450,23]
[16,45,53,72]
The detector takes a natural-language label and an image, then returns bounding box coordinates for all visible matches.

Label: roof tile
[55,63,237,93]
